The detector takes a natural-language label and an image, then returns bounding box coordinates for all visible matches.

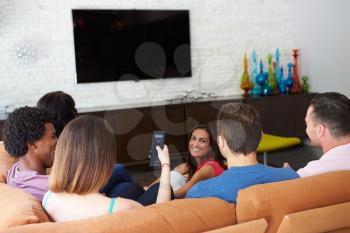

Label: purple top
[7,161,49,201]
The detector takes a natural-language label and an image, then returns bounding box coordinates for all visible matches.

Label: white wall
[294,0,350,97]
[0,0,295,111]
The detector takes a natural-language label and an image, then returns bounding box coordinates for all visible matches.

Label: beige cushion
[277,201,350,233]
[0,198,235,233]
[0,184,49,230]
[205,218,267,233]
[236,171,350,233]
[0,141,17,184]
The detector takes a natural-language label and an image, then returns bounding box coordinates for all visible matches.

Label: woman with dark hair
[36,91,140,200]
[146,124,226,198]
[37,91,77,137]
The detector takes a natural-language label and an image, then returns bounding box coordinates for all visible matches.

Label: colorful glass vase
[250,50,261,96]
[273,61,276,84]
[291,49,301,93]
[256,60,271,96]
[301,76,309,93]
[240,51,254,97]
[275,48,281,85]
[267,53,276,92]
[277,66,287,95]
[256,60,267,86]
[286,62,294,92]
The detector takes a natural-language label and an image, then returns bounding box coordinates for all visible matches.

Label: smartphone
[149,131,166,167]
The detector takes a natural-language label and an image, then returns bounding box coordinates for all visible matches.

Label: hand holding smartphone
[149,131,166,167]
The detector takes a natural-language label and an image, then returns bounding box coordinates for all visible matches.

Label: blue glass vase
[250,51,261,96]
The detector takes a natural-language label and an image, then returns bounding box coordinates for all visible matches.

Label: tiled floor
[127,141,323,186]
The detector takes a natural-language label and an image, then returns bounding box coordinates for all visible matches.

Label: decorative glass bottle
[250,50,261,96]
[291,49,301,93]
[240,51,254,97]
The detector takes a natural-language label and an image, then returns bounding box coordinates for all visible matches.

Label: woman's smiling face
[188,128,211,159]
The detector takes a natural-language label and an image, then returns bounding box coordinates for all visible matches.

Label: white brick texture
[0,0,295,110]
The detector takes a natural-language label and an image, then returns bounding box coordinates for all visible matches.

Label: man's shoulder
[187,174,223,193]
[297,145,350,177]
[7,161,20,180]
[261,165,299,179]
[8,162,49,184]
[186,172,231,199]
[191,170,238,192]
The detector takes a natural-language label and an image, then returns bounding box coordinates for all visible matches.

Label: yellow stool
[257,134,301,165]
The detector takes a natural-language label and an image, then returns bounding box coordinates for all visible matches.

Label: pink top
[7,161,49,201]
[297,142,350,177]
[197,160,225,177]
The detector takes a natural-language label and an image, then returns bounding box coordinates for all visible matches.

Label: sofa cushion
[236,171,350,233]
[0,198,235,233]
[0,141,17,184]
[0,184,49,229]
[276,201,350,233]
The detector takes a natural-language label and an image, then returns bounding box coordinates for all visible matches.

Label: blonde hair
[49,115,116,194]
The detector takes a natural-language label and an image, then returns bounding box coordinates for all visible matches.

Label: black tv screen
[72,9,192,83]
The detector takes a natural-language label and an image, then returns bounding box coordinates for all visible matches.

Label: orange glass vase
[240,52,254,97]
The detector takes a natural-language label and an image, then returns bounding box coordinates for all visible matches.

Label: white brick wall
[0,0,295,111]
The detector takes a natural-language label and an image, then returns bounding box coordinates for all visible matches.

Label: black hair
[310,92,350,138]
[37,91,77,137]
[2,106,54,158]
[186,124,226,180]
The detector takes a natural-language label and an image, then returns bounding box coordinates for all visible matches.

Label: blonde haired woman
[42,115,171,221]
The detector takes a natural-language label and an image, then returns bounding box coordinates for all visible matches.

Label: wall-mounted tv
[72,9,191,83]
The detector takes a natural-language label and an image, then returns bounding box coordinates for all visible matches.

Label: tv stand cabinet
[244,94,315,139]
[0,93,316,164]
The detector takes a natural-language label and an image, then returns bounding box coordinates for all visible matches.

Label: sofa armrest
[236,171,350,233]
[0,184,49,230]
[205,218,267,233]
[277,201,350,233]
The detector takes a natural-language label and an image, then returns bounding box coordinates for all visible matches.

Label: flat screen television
[72,9,192,83]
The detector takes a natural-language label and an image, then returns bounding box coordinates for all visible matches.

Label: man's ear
[27,142,37,151]
[217,135,226,149]
[316,123,326,137]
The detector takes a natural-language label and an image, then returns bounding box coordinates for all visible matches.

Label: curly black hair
[37,91,77,137]
[2,106,54,158]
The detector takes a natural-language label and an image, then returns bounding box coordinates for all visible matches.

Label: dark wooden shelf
[0,93,316,164]
[244,93,316,139]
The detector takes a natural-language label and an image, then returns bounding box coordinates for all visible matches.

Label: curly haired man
[2,106,57,201]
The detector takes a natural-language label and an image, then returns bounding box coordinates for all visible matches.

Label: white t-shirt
[170,170,186,191]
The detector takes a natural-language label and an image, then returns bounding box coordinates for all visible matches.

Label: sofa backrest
[0,197,236,233]
[276,201,350,233]
[0,141,17,184]
[236,171,350,233]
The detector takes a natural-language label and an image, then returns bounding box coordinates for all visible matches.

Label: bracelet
[161,163,170,168]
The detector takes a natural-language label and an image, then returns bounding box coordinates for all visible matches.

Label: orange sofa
[1,141,350,233]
